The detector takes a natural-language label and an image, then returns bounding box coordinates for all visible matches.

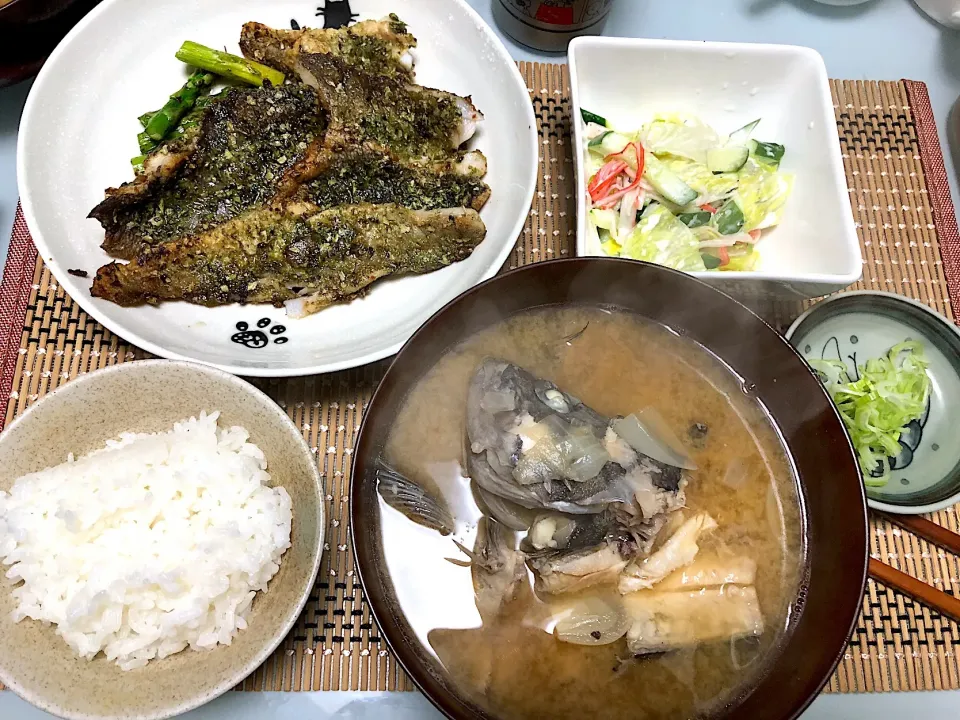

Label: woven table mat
[2,64,960,695]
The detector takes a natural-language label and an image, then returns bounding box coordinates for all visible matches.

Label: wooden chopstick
[868,511,960,624]
[868,558,960,623]
[875,511,960,557]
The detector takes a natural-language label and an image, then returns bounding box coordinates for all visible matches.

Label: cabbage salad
[581,109,794,271]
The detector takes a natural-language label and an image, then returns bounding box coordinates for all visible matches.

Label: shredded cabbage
[735,158,794,231]
[640,114,719,164]
[620,204,707,272]
[810,341,931,486]
[722,248,760,271]
[661,158,739,205]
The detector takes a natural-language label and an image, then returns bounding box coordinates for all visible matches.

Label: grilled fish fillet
[239,14,416,78]
[299,147,490,212]
[296,52,482,161]
[89,83,326,261]
[88,17,489,316]
[91,204,486,313]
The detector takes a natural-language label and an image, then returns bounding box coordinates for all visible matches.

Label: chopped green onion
[810,341,931,486]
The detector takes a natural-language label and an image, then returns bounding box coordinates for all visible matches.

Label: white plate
[18,0,537,377]
[569,37,862,299]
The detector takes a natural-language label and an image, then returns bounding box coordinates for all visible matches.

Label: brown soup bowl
[351,258,868,720]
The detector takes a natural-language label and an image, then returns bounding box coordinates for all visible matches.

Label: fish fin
[445,557,473,568]
[452,539,477,562]
[377,460,455,536]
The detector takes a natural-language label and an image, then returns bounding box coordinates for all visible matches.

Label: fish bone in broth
[380,306,803,719]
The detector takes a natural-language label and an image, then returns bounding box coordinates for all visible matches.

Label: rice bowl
[0,411,293,671]
[0,360,323,720]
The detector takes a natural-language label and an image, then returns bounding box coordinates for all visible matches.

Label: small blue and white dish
[786,291,960,514]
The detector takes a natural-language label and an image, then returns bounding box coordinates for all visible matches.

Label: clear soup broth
[380,306,804,719]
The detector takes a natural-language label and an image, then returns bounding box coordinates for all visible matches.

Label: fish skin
[465,358,685,515]
[469,517,525,621]
[89,84,488,268]
[89,83,327,261]
[523,510,667,595]
[90,204,486,312]
[295,51,480,162]
[239,15,416,79]
[530,542,630,596]
[297,146,490,212]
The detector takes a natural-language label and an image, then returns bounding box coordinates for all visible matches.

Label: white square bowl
[569,37,862,299]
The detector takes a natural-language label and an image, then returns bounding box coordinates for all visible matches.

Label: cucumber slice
[588,131,611,148]
[750,140,785,166]
[580,109,608,127]
[677,211,712,228]
[701,253,722,270]
[727,118,761,145]
[589,208,618,231]
[706,146,749,173]
[714,201,745,235]
[589,131,632,157]
[644,154,698,206]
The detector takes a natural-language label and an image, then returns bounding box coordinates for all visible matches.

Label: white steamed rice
[0,411,293,671]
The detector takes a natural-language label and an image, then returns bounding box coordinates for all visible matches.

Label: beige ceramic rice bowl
[0,360,324,720]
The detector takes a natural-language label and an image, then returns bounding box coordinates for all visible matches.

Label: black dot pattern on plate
[231,318,289,348]
[900,478,910,485]
[933,443,940,451]
[315,0,358,29]
[850,335,859,344]
[804,344,812,354]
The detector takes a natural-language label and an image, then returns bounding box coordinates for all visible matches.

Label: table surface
[3,0,960,717]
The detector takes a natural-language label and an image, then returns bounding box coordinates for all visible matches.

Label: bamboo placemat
[2,64,960,695]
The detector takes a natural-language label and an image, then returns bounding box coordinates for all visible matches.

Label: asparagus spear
[138,131,157,154]
[144,70,215,142]
[132,91,221,171]
[175,41,285,87]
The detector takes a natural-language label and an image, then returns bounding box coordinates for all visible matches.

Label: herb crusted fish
[91,204,486,315]
[90,82,327,261]
[87,15,490,317]
[239,15,416,79]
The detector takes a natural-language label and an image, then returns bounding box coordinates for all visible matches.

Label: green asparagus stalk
[132,87,224,173]
[144,70,215,142]
[175,41,285,87]
[138,131,158,154]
